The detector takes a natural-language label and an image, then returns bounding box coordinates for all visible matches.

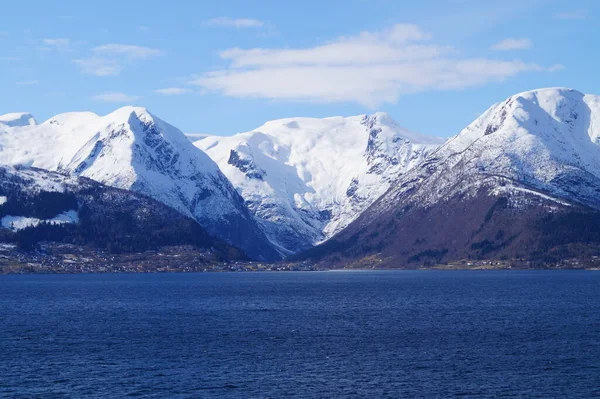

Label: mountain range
[300,88,600,267]
[196,113,442,255]
[0,107,277,260]
[2,87,600,267]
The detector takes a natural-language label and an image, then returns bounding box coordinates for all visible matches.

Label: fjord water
[1,271,599,398]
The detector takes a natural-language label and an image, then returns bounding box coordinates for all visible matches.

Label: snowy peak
[102,106,187,144]
[197,112,443,255]
[446,88,598,152]
[305,88,600,268]
[362,112,441,145]
[5,106,220,188]
[0,106,280,260]
[362,87,600,220]
[439,88,600,181]
[0,112,37,128]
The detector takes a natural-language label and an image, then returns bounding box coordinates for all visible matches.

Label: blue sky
[0,0,598,137]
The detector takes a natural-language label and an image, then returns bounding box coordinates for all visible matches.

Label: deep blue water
[1,270,599,398]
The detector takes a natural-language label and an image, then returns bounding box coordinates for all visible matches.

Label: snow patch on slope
[0,113,37,128]
[1,210,78,231]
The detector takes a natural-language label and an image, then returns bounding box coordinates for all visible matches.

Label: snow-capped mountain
[377,87,600,211]
[196,113,443,255]
[302,88,600,267]
[0,107,279,260]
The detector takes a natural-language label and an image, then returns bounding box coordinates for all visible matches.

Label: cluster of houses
[0,243,321,274]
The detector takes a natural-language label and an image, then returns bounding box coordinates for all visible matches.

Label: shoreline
[2,265,599,275]
[1,243,599,275]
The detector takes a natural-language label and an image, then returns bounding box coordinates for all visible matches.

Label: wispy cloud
[190,24,559,107]
[16,80,39,86]
[154,87,193,95]
[74,43,163,76]
[203,17,265,29]
[91,92,141,103]
[553,10,588,20]
[92,44,163,59]
[0,56,19,61]
[490,38,532,51]
[41,38,73,52]
[72,58,122,76]
[548,64,566,72]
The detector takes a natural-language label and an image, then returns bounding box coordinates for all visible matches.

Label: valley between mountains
[2,87,600,271]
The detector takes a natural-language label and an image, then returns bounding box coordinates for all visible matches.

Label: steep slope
[0,108,279,260]
[197,113,442,255]
[301,88,600,267]
[0,165,246,259]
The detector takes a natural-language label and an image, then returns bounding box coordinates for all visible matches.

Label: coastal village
[0,243,320,274]
[1,242,598,274]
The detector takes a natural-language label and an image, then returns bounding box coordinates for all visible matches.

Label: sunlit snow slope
[370,87,600,214]
[0,107,279,260]
[197,113,443,255]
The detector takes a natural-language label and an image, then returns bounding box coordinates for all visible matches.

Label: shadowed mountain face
[0,107,280,260]
[300,179,600,267]
[298,88,600,267]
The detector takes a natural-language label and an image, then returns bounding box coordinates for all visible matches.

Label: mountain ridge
[4,87,600,267]
[196,112,443,255]
[0,107,280,260]
[298,87,600,267]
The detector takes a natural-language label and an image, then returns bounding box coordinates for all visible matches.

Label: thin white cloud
[553,10,587,20]
[548,64,566,72]
[154,87,193,95]
[92,44,163,59]
[41,38,73,52]
[16,80,39,86]
[44,38,70,46]
[72,58,122,76]
[0,56,19,61]
[92,92,141,103]
[203,17,265,29]
[491,38,532,51]
[191,23,559,107]
[137,26,150,32]
[74,44,163,76]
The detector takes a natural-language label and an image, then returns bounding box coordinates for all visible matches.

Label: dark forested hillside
[0,166,247,260]
[296,184,600,268]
